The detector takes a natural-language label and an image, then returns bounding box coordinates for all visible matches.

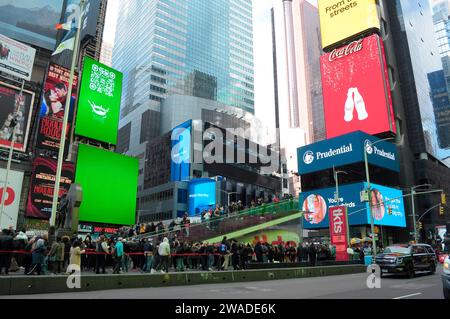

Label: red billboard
[320,34,396,139]
[36,63,78,154]
[328,206,349,261]
[26,156,74,219]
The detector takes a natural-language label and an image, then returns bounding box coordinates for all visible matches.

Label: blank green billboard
[75,144,138,225]
[75,56,123,144]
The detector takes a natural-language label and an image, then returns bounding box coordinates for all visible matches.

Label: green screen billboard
[75,144,138,226]
[75,56,123,144]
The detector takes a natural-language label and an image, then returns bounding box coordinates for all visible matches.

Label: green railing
[130,198,299,243]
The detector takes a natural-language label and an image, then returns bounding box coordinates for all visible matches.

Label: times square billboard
[318,0,380,51]
[299,182,407,230]
[320,34,396,139]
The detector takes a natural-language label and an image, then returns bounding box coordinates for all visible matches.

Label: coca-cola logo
[329,39,363,62]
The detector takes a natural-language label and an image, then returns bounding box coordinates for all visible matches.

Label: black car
[375,244,437,278]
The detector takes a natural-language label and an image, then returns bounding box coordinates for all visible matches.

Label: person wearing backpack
[95,235,109,274]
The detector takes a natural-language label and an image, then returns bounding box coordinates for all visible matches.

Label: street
[1,266,444,299]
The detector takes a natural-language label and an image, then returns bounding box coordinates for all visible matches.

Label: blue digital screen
[299,182,406,229]
[298,131,400,175]
[188,179,216,217]
[171,120,192,182]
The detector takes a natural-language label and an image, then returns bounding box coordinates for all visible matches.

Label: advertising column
[328,206,349,261]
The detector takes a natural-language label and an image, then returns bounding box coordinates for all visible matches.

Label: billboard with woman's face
[299,182,406,229]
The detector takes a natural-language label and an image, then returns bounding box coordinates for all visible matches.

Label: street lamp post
[363,137,395,263]
[410,184,431,243]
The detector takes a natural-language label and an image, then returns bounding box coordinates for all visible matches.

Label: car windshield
[384,246,411,254]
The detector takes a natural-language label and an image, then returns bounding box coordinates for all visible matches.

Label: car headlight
[396,257,403,264]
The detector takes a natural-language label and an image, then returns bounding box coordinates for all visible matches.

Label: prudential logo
[364,140,374,155]
[303,151,314,165]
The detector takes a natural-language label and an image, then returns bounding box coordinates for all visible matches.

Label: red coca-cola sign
[329,39,363,62]
[321,34,396,139]
[329,206,349,262]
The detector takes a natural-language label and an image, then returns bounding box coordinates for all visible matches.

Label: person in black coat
[308,243,317,267]
[254,242,263,263]
[0,229,13,275]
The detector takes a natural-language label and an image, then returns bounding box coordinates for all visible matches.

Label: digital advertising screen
[171,120,192,182]
[0,81,35,152]
[0,33,36,81]
[36,63,78,154]
[318,0,380,50]
[0,0,63,51]
[0,168,24,230]
[300,182,406,229]
[320,34,396,139]
[26,156,75,219]
[188,178,216,217]
[75,144,138,226]
[75,56,123,145]
[297,131,399,175]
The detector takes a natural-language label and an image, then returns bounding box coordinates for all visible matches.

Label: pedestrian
[308,243,317,267]
[62,236,71,270]
[156,237,171,273]
[68,239,85,274]
[47,237,61,274]
[95,235,109,274]
[113,238,124,274]
[0,229,13,275]
[29,238,46,275]
[143,240,154,273]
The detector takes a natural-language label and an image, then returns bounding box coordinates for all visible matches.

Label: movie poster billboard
[0,81,35,152]
[36,63,78,154]
[320,34,396,139]
[0,33,36,81]
[0,168,24,230]
[26,156,74,220]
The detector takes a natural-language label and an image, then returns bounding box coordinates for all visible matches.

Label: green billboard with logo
[75,144,138,226]
[75,56,123,144]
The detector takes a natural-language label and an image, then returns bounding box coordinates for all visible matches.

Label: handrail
[127,198,299,242]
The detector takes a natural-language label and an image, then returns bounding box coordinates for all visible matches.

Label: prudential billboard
[298,131,399,175]
[300,182,406,229]
[75,56,123,145]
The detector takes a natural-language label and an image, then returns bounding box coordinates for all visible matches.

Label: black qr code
[89,64,116,97]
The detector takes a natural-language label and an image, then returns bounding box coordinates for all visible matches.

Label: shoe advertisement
[320,34,396,139]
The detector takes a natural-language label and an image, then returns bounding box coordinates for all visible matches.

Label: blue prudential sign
[298,131,399,175]
[299,182,407,230]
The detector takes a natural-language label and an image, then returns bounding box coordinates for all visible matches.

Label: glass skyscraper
[113,0,255,121]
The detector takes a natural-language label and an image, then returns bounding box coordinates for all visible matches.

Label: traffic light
[418,222,423,230]
[440,206,445,216]
[442,193,447,205]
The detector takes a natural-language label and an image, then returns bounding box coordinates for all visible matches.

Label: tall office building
[384,0,450,235]
[272,0,325,195]
[113,0,255,175]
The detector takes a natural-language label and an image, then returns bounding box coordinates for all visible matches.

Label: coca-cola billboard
[321,34,396,139]
[328,206,349,262]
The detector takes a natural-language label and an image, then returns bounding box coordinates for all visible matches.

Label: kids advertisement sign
[320,34,396,139]
[300,182,406,229]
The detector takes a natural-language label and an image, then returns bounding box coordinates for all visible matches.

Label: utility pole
[49,0,85,227]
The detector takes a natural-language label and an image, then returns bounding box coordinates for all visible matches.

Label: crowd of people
[0,224,345,276]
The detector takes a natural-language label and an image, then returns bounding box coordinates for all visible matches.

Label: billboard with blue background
[171,120,192,182]
[188,178,216,217]
[298,131,399,175]
[300,182,406,229]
